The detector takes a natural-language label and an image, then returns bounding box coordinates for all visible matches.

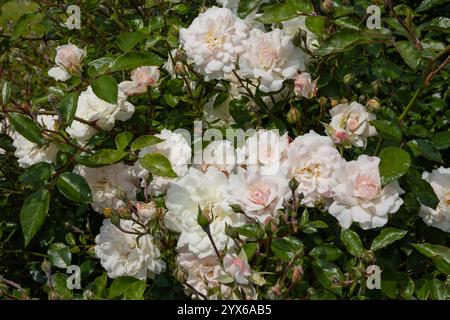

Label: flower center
[232,258,245,271]
[355,174,380,200]
[249,183,271,206]
[346,113,361,132]
[297,163,321,179]
[445,192,450,207]
[206,33,223,49]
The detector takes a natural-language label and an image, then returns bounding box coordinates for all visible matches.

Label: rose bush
[0,0,449,300]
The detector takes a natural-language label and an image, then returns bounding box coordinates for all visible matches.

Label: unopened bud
[197,205,211,228]
[174,61,186,76]
[287,107,300,124]
[343,73,353,85]
[289,178,299,193]
[116,189,128,202]
[366,98,381,112]
[230,204,244,214]
[103,207,113,218]
[292,266,304,283]
[118,207,131,219]
[111,212,121,226]
[321,0,334,14]
[318,96,328,107]
[330,99,339,107]
[362,250,376,263]
[225,224,239,238]
[371,80,381,92]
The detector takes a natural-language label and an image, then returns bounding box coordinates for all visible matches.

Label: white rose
[119,66,160,96]
[288,131,343,208]
[282,16,320,52]
[66,87,135,142]
[134,201,158,224]
[10,114,59,168]
[223,251,252,285]
[179,6,249,80]
[137,129,191,196]
[74,164,139,214]
[293,72,318,99]
[239,28,307,93]
[228,167,291,223]
[329,155,404,230]
[201,140,236,174]
[95,219,166,280]
[165,167,246,258]
[237,129,289,176]
[419,167,450,233]
[176,247,230,299]
[328,102,377,148]
[48,44,85,82]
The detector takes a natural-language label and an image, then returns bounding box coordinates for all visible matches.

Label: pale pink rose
[333,130,350,144]
[294,72,317,99]
[119,66,160,96]
[223,252,252,285]
[135,201,157,223]
[55,44,85,71]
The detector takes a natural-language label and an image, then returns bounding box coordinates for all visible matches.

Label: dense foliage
[0,0,449,300]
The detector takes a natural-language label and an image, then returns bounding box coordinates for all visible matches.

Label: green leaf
[237,0,265,19]
[59,92,79,126]
[51,273,73,299]
[83,149,128,166]
[305,16,326,37]
[416,0,448,12]
[91,273,108,298]
[115,131,133,151]
[111,52,164,72]
[311,259,343,296]
[237,224,263,239]
[310,245,343,261]
[259,0,313,24]
[242,243,257,261]
[370,120,403,142]
[20,190,50,247]
[371,228,407,251]
[108,277,139,298]
[411,243,450,266]
[116,31,147,52]
[271,236,303,263]
[91,76,118,104]
[340,229,364,257]
[406,174,439,209]
[8,113,45,145]
[164,93,179,107]
[10,13,35,41]
[139,153,177,178]
[124,280,146,300]
[130,135,163,151]
[378,146,411,185]
[430,131,450,150]
[315,30,365,55]
[19,162,54,183]
[395,41,421,69]
[334,17,360,30]
[1,81,11,104]
[429,279,446,300]
[87,57,114,77]
[48,243,72,269]
[407,139,443,163]
[56,172,92,203]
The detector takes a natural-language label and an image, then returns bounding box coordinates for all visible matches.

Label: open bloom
[66,87,135,143]
[201,140,236,174]
[9,114,59,168]
[228,167,291,223]
[95,219,166,280]
[327,102,377,148]
[328,155,404,230]
[119,66,160,96]
[165,167,246,258]
[179,6,248,80]
[74,164,139,214]
[137,129,191,196]
[419,167,450,233]
[48,44,85,81]
[294,72,318,99]
[239,28,306,92]
[223,251,252,285]
[237,129,289,176]
[288,131,344,208]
